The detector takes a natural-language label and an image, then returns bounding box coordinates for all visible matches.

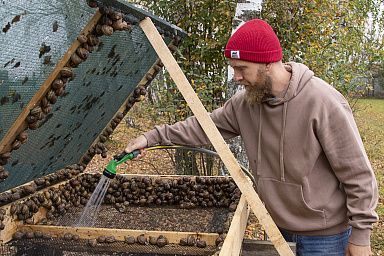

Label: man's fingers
[124,136,148,160]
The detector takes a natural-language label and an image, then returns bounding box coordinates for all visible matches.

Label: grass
[354,99,384,255]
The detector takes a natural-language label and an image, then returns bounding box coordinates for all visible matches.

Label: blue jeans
[279,227,352,256]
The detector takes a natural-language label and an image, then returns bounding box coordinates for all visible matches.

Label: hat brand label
[231,50,240,59]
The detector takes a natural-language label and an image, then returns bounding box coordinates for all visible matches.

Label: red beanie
[224,19,283,63]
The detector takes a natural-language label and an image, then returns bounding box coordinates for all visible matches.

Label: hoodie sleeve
[317,99,378,246]
[144,96,241,147]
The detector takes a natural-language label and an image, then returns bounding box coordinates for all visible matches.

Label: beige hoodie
[144,62,378,246]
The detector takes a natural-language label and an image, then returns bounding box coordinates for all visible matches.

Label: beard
[245,73,273,105]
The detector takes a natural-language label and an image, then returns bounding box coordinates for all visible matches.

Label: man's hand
[124,135,148,159]
[345,243,372,256]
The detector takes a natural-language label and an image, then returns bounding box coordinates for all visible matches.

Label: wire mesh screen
[0,0,180,192]
[0,0,94,140]
[5,239,217,255]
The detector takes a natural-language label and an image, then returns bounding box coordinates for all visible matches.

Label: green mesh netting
[0,0,183,192]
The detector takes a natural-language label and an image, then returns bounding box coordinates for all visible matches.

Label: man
[124,19,378,255]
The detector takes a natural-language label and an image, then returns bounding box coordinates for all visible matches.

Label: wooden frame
[219,195,249,256]
[0,174,242,248]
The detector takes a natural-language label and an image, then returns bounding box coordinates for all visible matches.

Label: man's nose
[233,72,242,81]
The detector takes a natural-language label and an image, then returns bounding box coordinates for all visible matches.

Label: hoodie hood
[267,62,314,106]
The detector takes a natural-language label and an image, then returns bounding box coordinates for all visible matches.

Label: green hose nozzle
[103,149,141,179]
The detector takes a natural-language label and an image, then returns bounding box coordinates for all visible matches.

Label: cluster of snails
[80,112,124,165]
[0,130,28,182]
[0,164,83,207]
[179,235,207,248]
[105,175,241,210]
[8,174,239,228]
[12,230,52,240]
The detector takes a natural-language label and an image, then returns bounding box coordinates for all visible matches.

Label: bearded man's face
[229,59,273,105]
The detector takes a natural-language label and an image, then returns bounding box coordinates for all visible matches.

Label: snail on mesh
[70,52,83,67]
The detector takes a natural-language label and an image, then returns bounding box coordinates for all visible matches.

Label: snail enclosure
[0,0,295,255]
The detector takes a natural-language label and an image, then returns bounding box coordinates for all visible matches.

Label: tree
[260,0,384,98]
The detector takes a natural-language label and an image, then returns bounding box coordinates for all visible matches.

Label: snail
[137,234,147,245]
[70,52,83,67]
[101,25,113,36]
[124,235,136,244]
[196,239,207,248]
[12,140,22,150]
[51,79,64,90]
[156,235,169,247]
[112,19,130,31]
[76,47,89,60]
[60,67,74,79]
[77,34,88,44]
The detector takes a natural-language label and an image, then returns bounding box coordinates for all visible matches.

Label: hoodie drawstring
[256,105,262,175]
[280,102,288,181]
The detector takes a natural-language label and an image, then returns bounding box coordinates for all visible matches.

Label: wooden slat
[0,10,102,155]
[21,225,219,245]
[139,17,294,256]
[219,195,249,256]
[0,206,47,243]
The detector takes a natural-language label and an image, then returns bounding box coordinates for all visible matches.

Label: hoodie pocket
[258,177,326,231]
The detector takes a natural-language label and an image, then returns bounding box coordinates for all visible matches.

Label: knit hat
[224,19,283,63]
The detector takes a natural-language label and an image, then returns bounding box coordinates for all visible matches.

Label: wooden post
[139,17,294,256]
[220,195,250,256]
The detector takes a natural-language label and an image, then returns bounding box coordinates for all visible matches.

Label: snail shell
[101,25,113,36]
[52,79,64,90]
[87,35,99,46]
[40,97,49,108]
[42,105,52,114]
[60,67,74,78]
[54,87,65,97]
[0,152,11,159]
[28,121,39,130]
[77,34,88,44]
[109,12,122,21]
[137,234,147,245]
[76,47,89,60]
[149,236,157,245]
[124,236,136,244]
[112,19,129,31]
[196,239,207,248]
[12,140,22,150]
[30,106,42,116]
[70,52,83,67]
[47,90,57,104]
[157,235,168,247]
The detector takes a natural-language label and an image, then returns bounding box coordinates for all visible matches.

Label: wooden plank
[219,195,249,256]
[0,10,102,155]
[0,206,47,243]
[21,225,219,245]
[139,17,294,256]
[241,240,296,256]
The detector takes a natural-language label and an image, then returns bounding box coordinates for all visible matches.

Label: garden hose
[145,145,256,185]
[103,145,255,185]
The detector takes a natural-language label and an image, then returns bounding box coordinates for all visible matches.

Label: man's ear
[265,63,272,71]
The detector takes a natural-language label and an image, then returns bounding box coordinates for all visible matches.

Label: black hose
[145,145,256,185]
